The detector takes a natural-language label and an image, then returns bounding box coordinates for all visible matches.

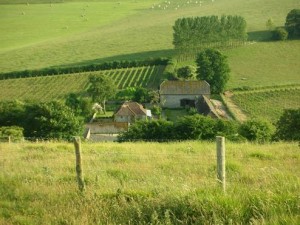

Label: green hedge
[0,58,169,80]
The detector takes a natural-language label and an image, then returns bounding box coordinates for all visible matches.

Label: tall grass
[0,141,299,224]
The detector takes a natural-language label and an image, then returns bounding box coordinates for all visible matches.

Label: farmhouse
[160,80,210,108]
[114,101,151,123]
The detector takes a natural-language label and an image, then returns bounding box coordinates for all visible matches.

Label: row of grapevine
[0,66,166,102]
[231,89,300,122]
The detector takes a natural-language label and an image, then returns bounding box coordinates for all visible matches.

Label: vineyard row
[0,66,165,102]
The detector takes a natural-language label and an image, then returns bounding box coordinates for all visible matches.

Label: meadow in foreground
[0,141,299,224]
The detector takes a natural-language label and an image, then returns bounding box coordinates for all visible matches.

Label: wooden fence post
[8,136,11,144]
[216,136,226,192]
[73,137,85,192]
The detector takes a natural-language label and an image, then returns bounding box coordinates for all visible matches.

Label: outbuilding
[160,80,211,108]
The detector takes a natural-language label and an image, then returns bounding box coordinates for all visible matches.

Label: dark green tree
[176,66,196,80]
[0,100,26,127]
[118,120,175,142]
[174,114,216,140]
[24,101,83,140]
[285,9,300,38]
[116,87,136,101]
[275,108,300,141]
[65,93,93,120]
[239,119,274,143]
[196,49,230,94]
[272,27,288,41]
[133,87,150,103]
[87,74,117,114]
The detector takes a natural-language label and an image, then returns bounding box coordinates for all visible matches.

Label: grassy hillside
[226,40,300,89]
[0,65,164,102]
[0,0,299,80]
[0,141,299,224]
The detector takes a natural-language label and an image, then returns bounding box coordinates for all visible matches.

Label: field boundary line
[233,84,300,95]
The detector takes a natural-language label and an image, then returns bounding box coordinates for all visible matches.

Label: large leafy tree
[24,101,83,140]
[275,108,300,141]
[0,101,83,140]
[196,49,230,94]
[285,9,300,38]
[87,74,117,114]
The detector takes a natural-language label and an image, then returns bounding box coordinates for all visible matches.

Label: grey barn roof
[115,102,147,116]
[160,80,210,95]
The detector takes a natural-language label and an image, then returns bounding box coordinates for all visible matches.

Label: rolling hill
[0,0,299,78]
[0,0,299,116]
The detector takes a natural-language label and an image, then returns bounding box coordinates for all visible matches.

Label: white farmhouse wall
[161,94,210,108]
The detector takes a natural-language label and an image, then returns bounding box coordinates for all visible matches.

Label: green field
[0,0,299,90]
[0,141,299,224]
[226,41,300,89]
[230,87,300,122]
[0,65,164,102]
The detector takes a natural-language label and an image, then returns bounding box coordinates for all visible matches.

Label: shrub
[118,120,175,142]
[275,108,300,141]
[239,119,275,143]
[0,126,24,141]
[272,27,288,41]
[215,119,242,141]
[176,66,196,80]
[174,114,216,140]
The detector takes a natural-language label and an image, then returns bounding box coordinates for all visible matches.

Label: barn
[159,80,211,108]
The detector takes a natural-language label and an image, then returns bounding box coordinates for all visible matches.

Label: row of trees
[119,108,300,142]
[0,58,169,80]
[173,15,247,50]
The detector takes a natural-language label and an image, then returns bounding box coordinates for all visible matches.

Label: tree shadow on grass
[247,30,273,42]
[55,49,175,68]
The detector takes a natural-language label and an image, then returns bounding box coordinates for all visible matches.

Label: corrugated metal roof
[160,80,210,95]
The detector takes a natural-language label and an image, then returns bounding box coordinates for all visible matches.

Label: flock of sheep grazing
[151,0,215,10]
